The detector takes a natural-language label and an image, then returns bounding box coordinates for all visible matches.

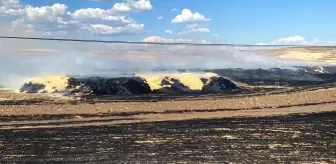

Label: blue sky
[1,0,336,44]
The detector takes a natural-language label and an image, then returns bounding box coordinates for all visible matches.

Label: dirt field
[0,83,335,129]
[252,46,336,64]
[1,111,335,163]
[0,63,335,163]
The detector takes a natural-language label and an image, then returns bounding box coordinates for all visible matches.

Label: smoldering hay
[0,39,320,92]
[19,73,239,95]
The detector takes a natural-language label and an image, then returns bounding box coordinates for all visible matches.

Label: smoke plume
[0,37,312,89]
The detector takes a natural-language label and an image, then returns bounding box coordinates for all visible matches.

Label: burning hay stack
[19,73,238,96]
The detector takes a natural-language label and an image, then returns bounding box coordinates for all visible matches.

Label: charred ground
[1,112,335,163]
[0,66,335,163]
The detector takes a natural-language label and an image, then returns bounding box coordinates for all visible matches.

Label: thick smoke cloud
[0,38,312,89]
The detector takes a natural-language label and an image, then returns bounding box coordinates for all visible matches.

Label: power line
[0,35,308,47]
[1,35,334,47]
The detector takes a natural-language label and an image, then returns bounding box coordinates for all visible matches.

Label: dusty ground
[0,64,335,163]
[1,83,335,163]
[0,84,335,128]
[1,111,335,163]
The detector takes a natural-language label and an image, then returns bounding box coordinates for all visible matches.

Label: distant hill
[249,47,336,64]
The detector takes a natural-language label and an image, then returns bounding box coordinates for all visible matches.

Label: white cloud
[12,18,32,29]
[180,27,210,34]
[212,34,219,37]
[42,31,67,37]
[4,3,76,36]
[130,0,152,10]
[72,8,110,19]
[175,38,193,43]
[0,0,23,16]
[212,34,220,40]
[0,6,24,16]
[111,3,132,12]
[211,34,221,40]
[112,0,152,12]
[25,4,68,21]
[89,23,144,35]
[10,18,36,35]
[157,16,163,20]
[177,23,211,35]
[143,36,191,43]
[259,35,313,45]
[71,8,133,25]
[143,36,170,42]
[186,23,200,29]
[87,0,153,15]
[142,36,208,44]
[171,8,177,12]
[171,9,210,23]
[1,0,151,37]
[190,28,210,33]
[257,35,336,46]
[165,29,172,34]
[0,0,20,7]
[275,35,306,44]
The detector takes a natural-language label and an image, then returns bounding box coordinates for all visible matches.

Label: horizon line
[1,36,335,47]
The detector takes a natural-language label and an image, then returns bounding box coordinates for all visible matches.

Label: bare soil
[0,84,335,129]
[1,111,335,163]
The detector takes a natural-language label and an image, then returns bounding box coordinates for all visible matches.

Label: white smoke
[0,37,312,89]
